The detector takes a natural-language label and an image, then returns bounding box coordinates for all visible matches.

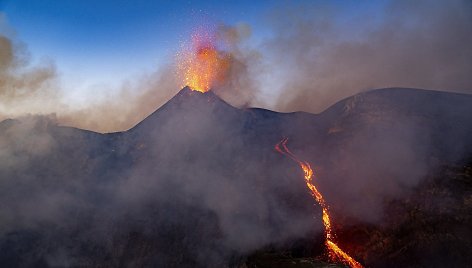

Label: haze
[1,0,471,132]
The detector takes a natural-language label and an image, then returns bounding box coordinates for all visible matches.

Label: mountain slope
[0,87,471,267]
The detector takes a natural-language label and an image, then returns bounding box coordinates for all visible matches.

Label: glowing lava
[275,138,363,268]
[176,29,230,93]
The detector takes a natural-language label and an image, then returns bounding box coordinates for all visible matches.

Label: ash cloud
[220,0,472,226]
[2,1,472,133]
[261,0,472,113]
[0,22,180,133]
[0,99,319,267]
[3,88,471,267]
[294,88,472,224]
[57,65,180,132]
[1,1,472,266]
[0,23,59,117]
[212,23,262,108]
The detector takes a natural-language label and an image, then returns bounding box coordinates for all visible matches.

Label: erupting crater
[176,28,230,93]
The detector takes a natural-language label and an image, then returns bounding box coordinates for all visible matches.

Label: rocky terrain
[1,87,471,267]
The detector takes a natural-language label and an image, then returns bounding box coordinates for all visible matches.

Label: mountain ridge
[1,87,472,267]
[2,87,472,136]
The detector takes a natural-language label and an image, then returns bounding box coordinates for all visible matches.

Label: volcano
[1,87,472,267]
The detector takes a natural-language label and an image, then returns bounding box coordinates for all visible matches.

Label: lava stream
[275,138,363,268]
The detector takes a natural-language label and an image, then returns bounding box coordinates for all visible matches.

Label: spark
[176,29,229,93]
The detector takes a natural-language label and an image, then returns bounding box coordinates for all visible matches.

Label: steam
[1,2,472,266]
[263,0,472,112]
[0,32,179,133]
[2,1,472,132]
[0,13,181,133]
[0,24,59,117]
[0,104,319,266]
[57,66,180,132]
[212,23,261,108]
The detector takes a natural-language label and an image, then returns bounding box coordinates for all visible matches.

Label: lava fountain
[176,28,230,93]
[275,138,363,268]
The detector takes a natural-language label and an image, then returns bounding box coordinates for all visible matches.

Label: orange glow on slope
[176,29,230,93]
[275,138,363,268]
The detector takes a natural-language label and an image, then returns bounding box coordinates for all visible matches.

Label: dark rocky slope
[1,87,471,267]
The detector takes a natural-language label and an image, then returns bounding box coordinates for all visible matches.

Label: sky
[1,0,471,132]
[0,0,273,97]
[1,0,383,99]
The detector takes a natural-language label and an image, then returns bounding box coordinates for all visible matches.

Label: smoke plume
[0,23,59,117]
[264,0,472,113]
[0,26,180,133]
[57,66,180,132]
[2,1,472,132]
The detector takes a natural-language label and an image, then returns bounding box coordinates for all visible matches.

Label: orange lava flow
[176,30,229,93]
[275,138,363,268]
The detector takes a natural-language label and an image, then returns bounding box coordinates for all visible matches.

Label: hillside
[0,87,471,267]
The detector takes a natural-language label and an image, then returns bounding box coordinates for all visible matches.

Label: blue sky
[1,0,274,95]
[0,1,390,96]
[0,0,384,85]
[3,0,468,133]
